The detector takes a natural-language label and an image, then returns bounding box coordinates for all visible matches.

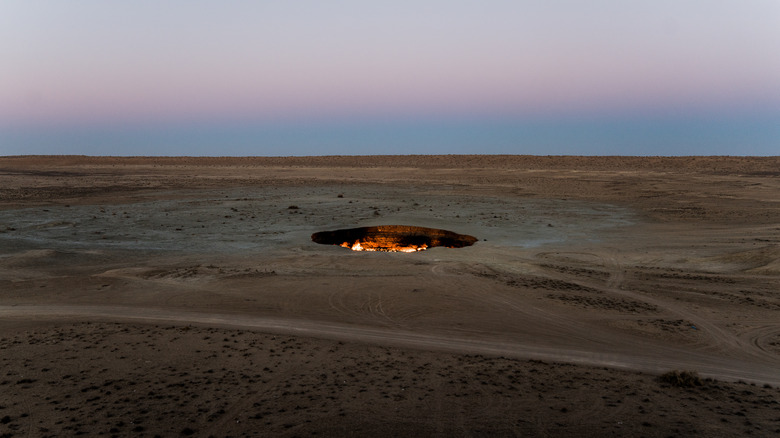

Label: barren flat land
[1,155,779,437]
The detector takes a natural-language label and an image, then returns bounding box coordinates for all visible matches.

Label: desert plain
[0,155,779,437]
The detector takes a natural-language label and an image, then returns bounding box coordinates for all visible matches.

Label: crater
[311,225,478,252]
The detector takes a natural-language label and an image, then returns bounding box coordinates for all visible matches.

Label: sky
[1,1,779,156]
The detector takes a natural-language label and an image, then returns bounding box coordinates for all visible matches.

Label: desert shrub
[659,370,704,388]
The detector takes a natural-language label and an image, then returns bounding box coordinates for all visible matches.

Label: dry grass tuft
[659,370,704,388]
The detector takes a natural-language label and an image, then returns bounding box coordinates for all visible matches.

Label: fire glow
[312,225,477,252]
[341,240,428,252]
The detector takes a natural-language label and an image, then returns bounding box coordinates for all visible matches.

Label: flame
[340,240,428,252]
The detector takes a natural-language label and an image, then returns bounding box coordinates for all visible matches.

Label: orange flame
[340,240,428,252]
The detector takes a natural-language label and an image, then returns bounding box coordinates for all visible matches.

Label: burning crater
[312,225,478,252]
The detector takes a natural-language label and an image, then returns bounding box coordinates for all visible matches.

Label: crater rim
[311,225,478,252]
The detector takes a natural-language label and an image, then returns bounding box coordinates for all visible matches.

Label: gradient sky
[1,1,779,155]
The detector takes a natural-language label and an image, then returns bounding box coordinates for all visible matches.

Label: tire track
[537,248,776,363]
[598,250,777,363]
[3,304,779,386]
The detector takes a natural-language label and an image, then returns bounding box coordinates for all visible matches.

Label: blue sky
[1,1,779,155]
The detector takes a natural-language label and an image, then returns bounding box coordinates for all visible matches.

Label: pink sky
[2,1,779,126]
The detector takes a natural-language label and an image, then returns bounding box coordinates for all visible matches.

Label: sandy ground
[0,155,779,437]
